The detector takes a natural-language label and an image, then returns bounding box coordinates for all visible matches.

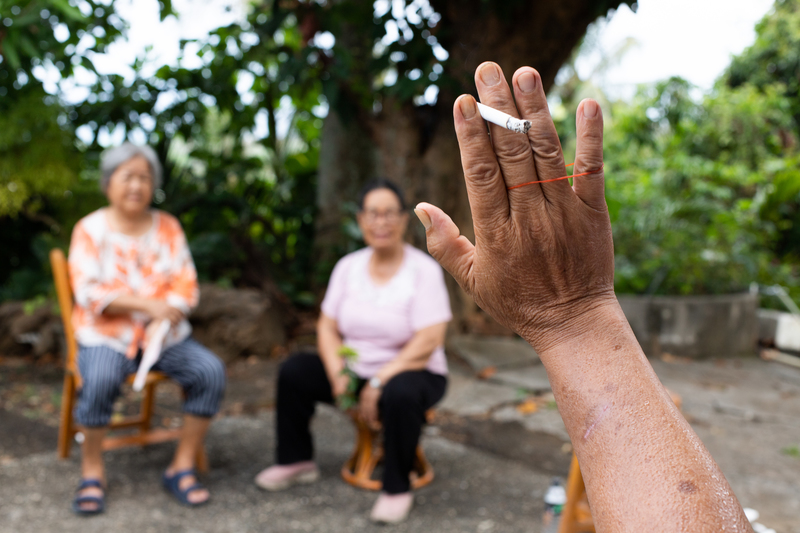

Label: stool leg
[411,445,434,489]
[559,453,588,533]
[354,425,375,480]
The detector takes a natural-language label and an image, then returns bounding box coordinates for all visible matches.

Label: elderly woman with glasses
[68,142,226,515]
[255,179,451,524]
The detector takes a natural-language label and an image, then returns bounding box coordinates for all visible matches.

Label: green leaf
[159,0,175,21]
[2,40,21,70]
[50,0,85,22]
[18,35,40,61]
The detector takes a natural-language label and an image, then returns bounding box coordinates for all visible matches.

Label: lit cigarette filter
[477,102,531,134]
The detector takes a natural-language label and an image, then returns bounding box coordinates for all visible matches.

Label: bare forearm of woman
[316,315,345,382]
[375,322,447,383]
[532,301,751,533]
[104,295,154,316]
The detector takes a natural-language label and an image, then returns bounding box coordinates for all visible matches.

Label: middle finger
[474,62,542,209]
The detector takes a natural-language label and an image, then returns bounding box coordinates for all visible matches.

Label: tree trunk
[316,0,627,331]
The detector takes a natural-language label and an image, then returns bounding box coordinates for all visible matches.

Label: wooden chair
[341,409,435,491]
[558,390,683,533]
[50,249,207,471]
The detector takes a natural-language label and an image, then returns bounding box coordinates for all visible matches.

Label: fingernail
[414,207,432,230]
[517,71,537,94]
[583,100,598,118]
[458,96,477,119]
[478,63,501,86]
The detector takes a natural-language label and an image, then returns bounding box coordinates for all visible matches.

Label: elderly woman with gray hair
[68,142,226,515]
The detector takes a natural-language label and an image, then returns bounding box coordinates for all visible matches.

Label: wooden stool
[341,410,435,491]
[558,389,683,533]
[50,249,207,471]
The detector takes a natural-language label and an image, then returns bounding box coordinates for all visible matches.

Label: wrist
[518,294,622,357]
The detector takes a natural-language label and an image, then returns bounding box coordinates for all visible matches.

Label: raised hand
[415,62,615,352]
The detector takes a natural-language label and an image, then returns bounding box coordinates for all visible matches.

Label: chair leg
[58,372,76,460]
[140,381,156,437]
[559,453,589,533]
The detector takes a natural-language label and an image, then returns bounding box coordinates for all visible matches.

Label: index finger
[453,95,510,237]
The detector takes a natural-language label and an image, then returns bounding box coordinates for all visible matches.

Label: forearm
[531,301,752,533]
[316,320,344,383]
[375,323,446,383]
[104,294,155,316]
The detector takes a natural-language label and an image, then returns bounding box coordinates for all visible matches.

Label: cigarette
[477,102,531,134]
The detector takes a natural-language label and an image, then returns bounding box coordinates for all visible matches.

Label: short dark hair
[358,178,406,211]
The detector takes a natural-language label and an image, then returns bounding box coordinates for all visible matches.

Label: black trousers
[276,352,447,494]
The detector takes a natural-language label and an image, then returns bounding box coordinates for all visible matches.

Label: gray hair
[100,142,163,193]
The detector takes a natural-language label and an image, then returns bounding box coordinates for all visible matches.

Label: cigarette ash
[506,118,531,134]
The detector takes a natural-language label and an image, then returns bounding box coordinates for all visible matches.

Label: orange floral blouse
[68,208,199,357]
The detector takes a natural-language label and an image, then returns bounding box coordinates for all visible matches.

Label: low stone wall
[618,293,758,359]
[0,283,288,363]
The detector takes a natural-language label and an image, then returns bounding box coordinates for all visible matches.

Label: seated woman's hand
[145,300,185,326]
[417,62,616,353]
[358,385,381,430]
[331,372,350,399]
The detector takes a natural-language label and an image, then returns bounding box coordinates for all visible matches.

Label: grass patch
[782,445,800,458]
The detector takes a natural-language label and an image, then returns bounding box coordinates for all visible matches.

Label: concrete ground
[1,341,799,532]
[0,406,555,533]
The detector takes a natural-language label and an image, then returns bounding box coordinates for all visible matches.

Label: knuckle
[494,140,532,166]
[464,159,501,186]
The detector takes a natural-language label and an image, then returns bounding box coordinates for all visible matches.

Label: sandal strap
[74,495,104,504]
[167,468,197,482]
[179,482,205,496]
[165,469,206,494]
[76,479,104,492]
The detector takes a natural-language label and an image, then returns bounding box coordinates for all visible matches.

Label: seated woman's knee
[203,354,227,398]
[278,352,316,388]
[81,365,125,401]
[380,373,419,411]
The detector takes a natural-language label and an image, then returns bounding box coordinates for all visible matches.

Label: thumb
[414,202,475,293]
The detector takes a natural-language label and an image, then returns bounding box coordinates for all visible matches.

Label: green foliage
[0,89,77,217]
[336,345,359,411]
[0,0,126,215]
[337,345,358,360]
[0,0,123,300]
[725,0,800,128]
[723,0,800,264]
[605,77,797,295]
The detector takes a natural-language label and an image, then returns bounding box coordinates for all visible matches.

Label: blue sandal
[72,479,105,516]
[162,469,209,507]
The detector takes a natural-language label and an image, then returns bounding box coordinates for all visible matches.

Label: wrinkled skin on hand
[417,62,616,352]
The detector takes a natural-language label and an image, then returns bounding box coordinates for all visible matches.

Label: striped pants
[75,338,226,428]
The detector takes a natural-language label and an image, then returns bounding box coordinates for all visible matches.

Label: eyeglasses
[361,209,404,224]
